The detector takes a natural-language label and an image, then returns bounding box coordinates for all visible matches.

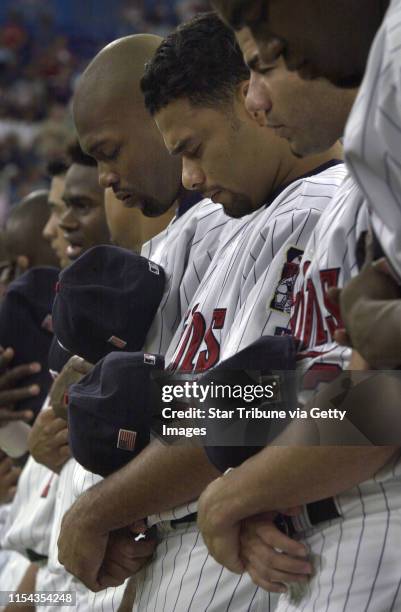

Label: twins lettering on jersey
[291,262,343,353]
[169,305,227,372]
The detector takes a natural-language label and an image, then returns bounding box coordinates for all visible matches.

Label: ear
[238,80,250,102]
[16,255,30,272]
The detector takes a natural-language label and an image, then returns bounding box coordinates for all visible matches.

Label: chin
[142,199,171,218]
[222,198,254,219]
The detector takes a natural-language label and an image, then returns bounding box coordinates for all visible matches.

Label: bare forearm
[81,439,219,532]
[213,445,397,526]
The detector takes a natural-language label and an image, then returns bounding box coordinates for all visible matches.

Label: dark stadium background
[0,0,209,225]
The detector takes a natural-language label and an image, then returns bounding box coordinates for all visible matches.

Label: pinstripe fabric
[1,399,59,560]
[32,199,230,611]
[345,0,401,280]
[136,165,345,612]
[142,199,232,355]
[133,523,273,612]
[275,121,401,609]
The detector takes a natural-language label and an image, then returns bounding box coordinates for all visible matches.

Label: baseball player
[0,166,70,598]
[72,34,230,355]
[34,245,165,612]
[44,159,70,269]
[60,140,111,262]
[195,7,401,611]
[57,14,345,611]
[335,0,401,366]
[33,32,230,611]
[3,190,59,278]
[0,267,63,601]
[212,0,389,89]
[0,141,111,601]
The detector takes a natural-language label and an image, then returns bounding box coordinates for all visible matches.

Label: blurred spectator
[0,0,210,214]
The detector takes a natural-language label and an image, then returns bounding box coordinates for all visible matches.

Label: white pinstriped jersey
[36,198,230,610]
[344,0,401,280]
[274,174,401,610]
[291,173,368,381]
[133,162,346,612]
[142,198,231,354]
[35,459,126,612]
[1,399,58,560]
[166,163,346,371]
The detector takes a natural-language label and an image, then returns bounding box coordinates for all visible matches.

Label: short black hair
[141,12,250,116]
[67,140,97,168]
[47,158,69,177]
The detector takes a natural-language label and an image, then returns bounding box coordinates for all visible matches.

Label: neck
[277,141,343,188]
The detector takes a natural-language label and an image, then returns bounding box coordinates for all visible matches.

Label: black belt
[276,497,340,537]
[170,512,198,528]
[26,548,48,563]
[169,498,339,533]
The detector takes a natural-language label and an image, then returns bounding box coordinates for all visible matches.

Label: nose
[98,164,119,189]
[42,216,56,242]
[59,208,79,232]
[182,158,205,192]
[246,72,272,117]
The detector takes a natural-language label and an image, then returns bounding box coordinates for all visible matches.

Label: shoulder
[270,163,347,217]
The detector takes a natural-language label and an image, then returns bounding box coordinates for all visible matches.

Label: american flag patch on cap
[108,335,127,349]
[148,262,160,275]
[41,314,53,333]
[117,429,137,451]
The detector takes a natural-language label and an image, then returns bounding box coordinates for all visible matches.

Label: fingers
[241,540,311,583]
[0,385,40,407]
[0,407,34,425]
[58,444,72,463]
[0,362,41,391]
[45,417,69,437]
[372,257,395,278]
[54,428,69,445]
[99,555,151,587]
[119,538,157,560]
[246,565,287,594]
[249,522,308,559]
[0,348,14,374]
[70,356,94,376]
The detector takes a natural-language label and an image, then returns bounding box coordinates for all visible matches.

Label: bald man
[4,191,59,278]
[72,34,230,354]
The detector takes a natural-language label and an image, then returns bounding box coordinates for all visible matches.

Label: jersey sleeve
[345,0,401,279]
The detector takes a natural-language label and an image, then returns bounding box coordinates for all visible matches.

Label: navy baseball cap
[52,245,165,364]
[201,335,297,472]
[0,266,59,416]
[68,351,164,477]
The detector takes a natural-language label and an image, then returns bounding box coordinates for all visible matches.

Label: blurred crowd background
[0,0,209,224]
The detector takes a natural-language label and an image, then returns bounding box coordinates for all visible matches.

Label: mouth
[114,191,142,209]
[64,240,84,261]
